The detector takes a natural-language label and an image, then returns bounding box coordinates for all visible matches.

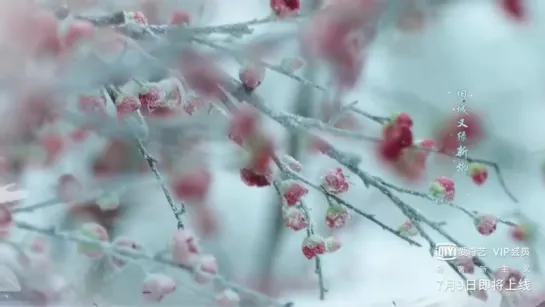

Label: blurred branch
[13,220,293,307]
[73,9,305,36]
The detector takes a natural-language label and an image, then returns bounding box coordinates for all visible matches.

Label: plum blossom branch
[201,78,420,245]
[31,5,522,303]
[369,180,495,279]
[288,102,518,206]
[303,208,326,300]
[13,220,292,307]
[285,107,520,207]
[347,101,518,203]
[181,24,518,204]
[374,177,517,227]
[224,83,426,247]
[181,34,516,208]
[400,218,470,292]
[355,174,498,284]
[417,146,517,203]
[221,79,499,284]
[272,155,421,246]
[294,102,519,205]
[272,181,327,299]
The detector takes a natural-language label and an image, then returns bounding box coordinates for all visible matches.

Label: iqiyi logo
[434,243,459,261]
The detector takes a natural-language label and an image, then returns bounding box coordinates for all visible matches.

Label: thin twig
[373,177,517,227]
[369,179,495,279]
[272,181,327,300]
[106,88,186,229]
[404,217,470,293]
[135,137,185,229]
[302,210,327,300]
